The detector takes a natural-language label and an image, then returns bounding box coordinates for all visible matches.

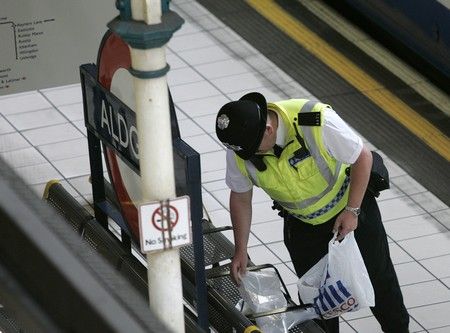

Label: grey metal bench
[44,180,325,332]
[43,181,204,333]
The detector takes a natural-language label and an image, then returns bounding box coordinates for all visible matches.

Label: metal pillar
[109,1,185,331]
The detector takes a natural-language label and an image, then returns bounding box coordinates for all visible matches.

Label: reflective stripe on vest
[289,176,350,220]
[244,100,343,210]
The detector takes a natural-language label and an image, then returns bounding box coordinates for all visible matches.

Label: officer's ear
[265,111,277,137]
[265,123,275,137]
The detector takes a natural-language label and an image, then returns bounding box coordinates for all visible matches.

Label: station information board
[0,0,117,95]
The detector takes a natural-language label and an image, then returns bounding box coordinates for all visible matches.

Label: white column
[130,1,185,332]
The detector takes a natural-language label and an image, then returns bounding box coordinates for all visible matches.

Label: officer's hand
[231,251,248,286]
[333,210,358,241]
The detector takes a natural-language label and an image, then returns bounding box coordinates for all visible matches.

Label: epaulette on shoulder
[297,111,321,126]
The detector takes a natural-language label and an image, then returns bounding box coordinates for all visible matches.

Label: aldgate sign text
[82,65,140,172]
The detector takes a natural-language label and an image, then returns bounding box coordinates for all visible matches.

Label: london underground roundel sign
[96,31,143,242]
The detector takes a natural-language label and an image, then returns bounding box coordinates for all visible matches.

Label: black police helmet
[215,92,267,160]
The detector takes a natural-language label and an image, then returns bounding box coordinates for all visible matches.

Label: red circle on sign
[151,205,179,231]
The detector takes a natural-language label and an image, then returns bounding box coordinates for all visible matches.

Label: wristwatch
[345,206,361,217]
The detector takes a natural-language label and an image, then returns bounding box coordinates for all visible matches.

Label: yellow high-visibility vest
[235,99,350,225]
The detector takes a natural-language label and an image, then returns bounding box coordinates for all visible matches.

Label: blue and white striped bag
[297,232,375,319]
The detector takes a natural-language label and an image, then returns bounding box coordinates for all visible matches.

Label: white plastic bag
[297,232,375,319]
[238,270,317,333]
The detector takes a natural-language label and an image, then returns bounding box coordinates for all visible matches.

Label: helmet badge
[217,114,230,130]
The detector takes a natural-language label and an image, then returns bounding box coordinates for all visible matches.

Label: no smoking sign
[138,196,191,253]
[152,205,178,231]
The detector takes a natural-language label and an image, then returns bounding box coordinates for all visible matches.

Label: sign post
[80,60,210,331]
[108,0,186,331]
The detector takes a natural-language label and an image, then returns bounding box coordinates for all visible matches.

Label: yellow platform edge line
[247,0,450,162]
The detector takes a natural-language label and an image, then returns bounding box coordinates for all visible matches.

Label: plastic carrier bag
[297,232,375,319]
[238,270,317,333]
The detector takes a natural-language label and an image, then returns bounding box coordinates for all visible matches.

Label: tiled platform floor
[1,1,449,332]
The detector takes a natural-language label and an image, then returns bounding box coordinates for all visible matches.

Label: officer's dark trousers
[283,192,410,333]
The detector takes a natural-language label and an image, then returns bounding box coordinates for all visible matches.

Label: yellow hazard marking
[247,0,450,162]
[42,179,60,200]
[244,325,262,333]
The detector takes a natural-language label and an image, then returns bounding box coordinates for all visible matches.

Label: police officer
[215,92,410,333]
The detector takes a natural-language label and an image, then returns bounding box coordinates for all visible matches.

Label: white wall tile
[169,31,217,52]
[342,307,373,321]
[274,263,298,285]
[53,155,90,178]
[376,183,404,201]
[382,156,407,177]
[0,132,29,152]
[176,94,229,117]
[15,163,61,185]
[177,1,212,19]
[5,108,66,130]
[38,138,88,161]
[428,326,450,333]
[208,188,229,209]
[72,120,87,135]
[194,114,217,134]
[0,115,14,134]
[391,174,427,195]
[207,208,232,229]
[201,191,224,212]
[420,255,450,278]
[251,201,283,224]
[166,52,189,69]
[171,20,202,37]
[167,67,204,86]
[409,302,450,330]
[41,84,82,106]
[394,261,435,286]
[401,280,450,308]
[179,118,205,137]
[247,244,281,265]
[0,92,52,115]
[251,220,284,244]
[285,283,300,304]
[399,232,450,260]
[171,81,222,102]
[195,59,253,80]
[442,277,450,288]
[389,242,414,264]
[252,187,272,204]
[431,209,450,229]
[23,123,83,146]
[211,72,267,93]
[339,321,358,333]
[267,241,291,262]
[58,103,84,121]
[411,191,449,213]
[193,15,226,31]
[202,179,227,192]
[384,214,447,241]
[200,150,226,173]
[67,175,93,197]
[201,168,225,183]
[182,134,222,154]
[347,316,383,333]
[378,196,425,221]
[0,147,46,168]
[178,45,233,66]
